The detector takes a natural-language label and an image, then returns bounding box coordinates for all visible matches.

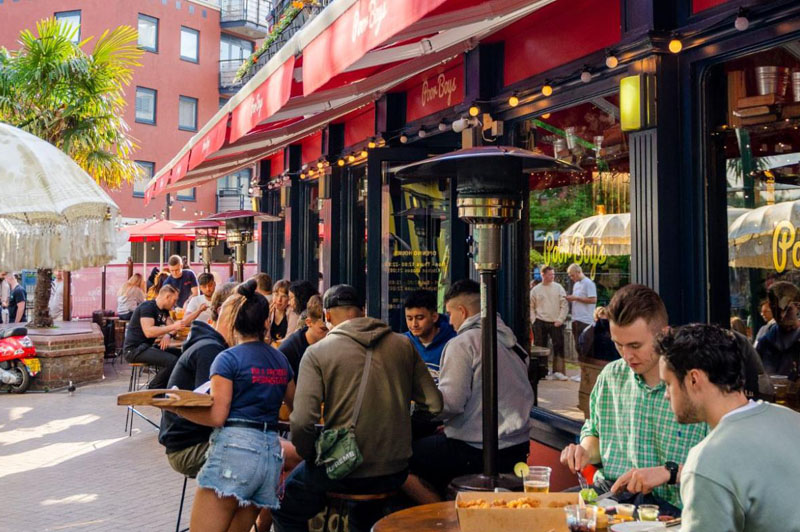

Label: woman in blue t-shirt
[163,279,295,532]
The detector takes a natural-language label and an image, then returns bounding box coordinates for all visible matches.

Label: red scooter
[0,327,39,393]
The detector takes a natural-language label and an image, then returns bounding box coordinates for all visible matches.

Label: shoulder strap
[350,346,373,429]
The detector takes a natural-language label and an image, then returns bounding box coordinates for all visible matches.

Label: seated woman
[116,273,146,321]
[163,279,295,532]
[146,271,169,300]
[267,280,292,344]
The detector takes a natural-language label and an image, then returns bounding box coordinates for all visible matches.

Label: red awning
[146,0,556,198]
[122,219,197,242]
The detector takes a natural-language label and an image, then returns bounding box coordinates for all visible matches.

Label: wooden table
[372,502,457,532]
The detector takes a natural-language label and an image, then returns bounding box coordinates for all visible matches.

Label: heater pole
[480,268,499,481]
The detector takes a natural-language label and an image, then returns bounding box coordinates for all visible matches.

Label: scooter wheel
[7,362,31,394]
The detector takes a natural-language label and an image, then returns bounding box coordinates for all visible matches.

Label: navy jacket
[404,315,456,381]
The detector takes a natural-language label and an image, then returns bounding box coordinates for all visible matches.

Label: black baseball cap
[323,284,363,310]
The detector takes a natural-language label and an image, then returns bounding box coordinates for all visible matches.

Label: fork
[576,471,590,491]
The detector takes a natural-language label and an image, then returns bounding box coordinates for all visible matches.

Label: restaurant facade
[147,0,800,455]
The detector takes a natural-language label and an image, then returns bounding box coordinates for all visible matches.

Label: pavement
[0,361,195,532]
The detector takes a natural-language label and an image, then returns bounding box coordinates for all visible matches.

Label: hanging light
[508,94,520,107]
[541,83,553,97]
[734,8,749,31]
[468,104,480,117]
[580,68,592,83]
[605,51,619,68]
[668,36,682,54]
[399,134,408,144]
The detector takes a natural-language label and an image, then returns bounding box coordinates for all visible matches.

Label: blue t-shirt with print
[210,341,293,424]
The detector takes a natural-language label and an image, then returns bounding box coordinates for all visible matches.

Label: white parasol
[559,213,631,256]
[0,122,120,271]
[728,200,800,269]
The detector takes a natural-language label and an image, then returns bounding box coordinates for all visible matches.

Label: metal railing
[221,0,273,26]
[219,58,245,91]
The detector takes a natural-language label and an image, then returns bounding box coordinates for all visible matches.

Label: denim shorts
[196,422,284,509]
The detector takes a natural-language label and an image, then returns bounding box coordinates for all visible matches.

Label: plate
[611,523,665,532]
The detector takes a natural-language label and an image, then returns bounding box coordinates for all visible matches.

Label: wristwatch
[664,461,679,485]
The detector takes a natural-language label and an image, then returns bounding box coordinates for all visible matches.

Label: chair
[323,491,397,532]
[124,362,159,436]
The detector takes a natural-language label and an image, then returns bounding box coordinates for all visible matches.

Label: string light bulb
[348,154,356,163]
[508,94,519,107]
[418,129,428,138]
[668,37,682,54]
[541,113,551,119]
[367,139,376,149]
[735,9,749,31]
[541,83,553,97]
[468,105,480,117]
[605,52,618,68]
[360,150,368,158]
[580,69,592,83]
[300,173,305,179]
[337,159,345,167]
[399,134,408,144]
[438,122,449,131]
[316,161,324,169]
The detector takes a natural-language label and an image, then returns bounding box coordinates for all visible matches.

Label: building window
[217,169,251,195]
[180,27,199,62]
[220,34,253,61]
[177,187,196,201]
[178,96,198,131]
[138,14,158,52]
[133,161,155,198]
[135,87,157,124]
[55,10,81,43]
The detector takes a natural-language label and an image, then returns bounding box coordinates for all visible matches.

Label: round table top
[372,502,457,532]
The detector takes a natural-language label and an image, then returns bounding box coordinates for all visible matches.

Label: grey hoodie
[438,313,533,449]
[290,316,443,478]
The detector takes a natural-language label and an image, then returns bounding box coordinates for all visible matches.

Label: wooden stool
[124,363,159,436]
[323,491,397,532]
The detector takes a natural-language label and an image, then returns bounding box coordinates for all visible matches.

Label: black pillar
[284,145,302,281]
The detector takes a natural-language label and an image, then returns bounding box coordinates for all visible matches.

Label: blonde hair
[118,273,145,296]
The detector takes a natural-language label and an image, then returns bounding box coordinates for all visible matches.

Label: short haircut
[198,272,214,286]
[210,282,237,322]
[444,279,480,310]
[159,284,178,296]
[656,323,745,393]
[404,290,438,312]
[605,284,668,330]
[252,272,273,293]
[541,266,554,274]
[273,279,290,295]
[168,255,182,267]
[567,263,582,274]
[289,280,318,313]
[306,294,323,322]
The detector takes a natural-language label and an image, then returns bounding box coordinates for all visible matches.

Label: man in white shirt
[566,263,597,353]
[530,266,569,379]
[184,272,215,323]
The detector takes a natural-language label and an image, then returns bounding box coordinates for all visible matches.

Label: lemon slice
[513,462,530,478]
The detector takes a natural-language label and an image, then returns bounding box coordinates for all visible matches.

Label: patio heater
[202,210,280,282]
[181,220,222,273]
[396,146,578,492]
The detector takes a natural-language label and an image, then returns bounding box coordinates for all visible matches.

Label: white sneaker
[553,372,569,381]
[544,373,556,380]
[570,375,581,382]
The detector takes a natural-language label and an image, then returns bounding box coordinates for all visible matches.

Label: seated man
[123,285,206,389]
[756,281,800,381]
[273,285,442,532]
[403,289,456,383]
[560,284,707,514]
[657,324,800,531]
[279,294,328,381]
[405,280,533,503]
[184,272,215,324]
[158,283,235,477]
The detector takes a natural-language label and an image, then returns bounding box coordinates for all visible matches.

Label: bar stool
[124,362,159,435]
[176,476,190,532]
[323,491,397,532]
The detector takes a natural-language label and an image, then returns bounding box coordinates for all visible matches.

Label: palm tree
[0,19,142,327]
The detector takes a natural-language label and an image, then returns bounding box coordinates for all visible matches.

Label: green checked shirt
[580,359,708,508]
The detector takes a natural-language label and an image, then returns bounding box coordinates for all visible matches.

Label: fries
[457,497,571,509]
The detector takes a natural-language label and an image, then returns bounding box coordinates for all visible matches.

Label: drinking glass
[637,504,659,521]
[564,504,597,532]
[523,466,551,493]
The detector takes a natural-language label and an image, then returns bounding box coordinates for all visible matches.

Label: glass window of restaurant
[518,94,631,421]
[706,40,800,408]
[341,163,368,298]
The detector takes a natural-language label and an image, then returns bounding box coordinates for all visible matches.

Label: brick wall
[29,324,105,390]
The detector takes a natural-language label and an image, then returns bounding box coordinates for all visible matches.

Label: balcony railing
[221,0,273,38]
[220,59,244,92]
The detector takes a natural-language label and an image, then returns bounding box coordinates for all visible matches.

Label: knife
[594,490,616,502]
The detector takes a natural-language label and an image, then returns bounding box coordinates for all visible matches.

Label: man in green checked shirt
[560,284,707,513]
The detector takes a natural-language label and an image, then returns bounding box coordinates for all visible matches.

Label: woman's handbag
[314,347,373,479]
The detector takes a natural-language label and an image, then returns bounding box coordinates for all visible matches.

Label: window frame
[137,14,159,53]
[135,86,157,125]
[178,95,198,132]
[133,161,155,198]
[180,26,200,63]
[55,10,82,43]
[176,187,197,201]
